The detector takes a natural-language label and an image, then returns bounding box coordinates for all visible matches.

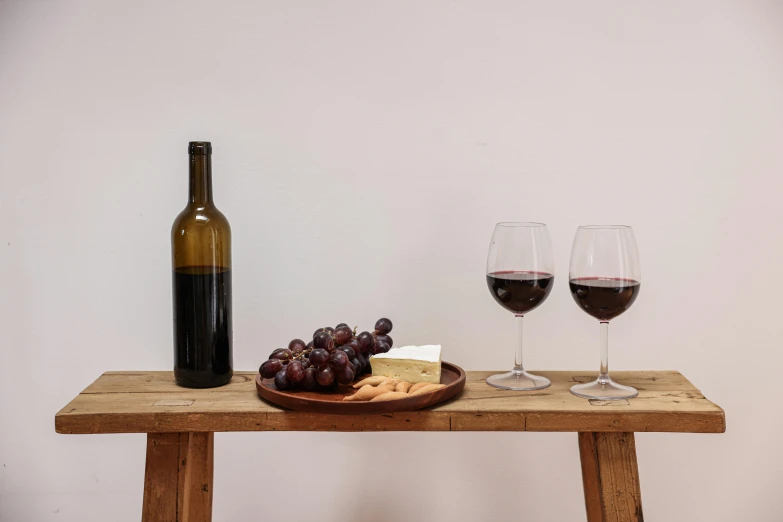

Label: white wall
[1,1,782,520]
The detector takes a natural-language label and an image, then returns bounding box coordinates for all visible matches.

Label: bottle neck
[189,154,213,205]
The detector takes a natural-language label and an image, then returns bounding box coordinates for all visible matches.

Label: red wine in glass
[487,271,554,315]
[569,225,641,400]
[485,222,554,391]
[569,277,640,321]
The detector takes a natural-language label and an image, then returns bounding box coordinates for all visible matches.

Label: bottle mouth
[189,142,212,155]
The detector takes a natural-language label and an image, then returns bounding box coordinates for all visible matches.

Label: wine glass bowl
[569,225,641,400]
[485,222,554,391]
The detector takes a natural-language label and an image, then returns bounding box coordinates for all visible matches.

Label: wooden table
[55,370,725,522]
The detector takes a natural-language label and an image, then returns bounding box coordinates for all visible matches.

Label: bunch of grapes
[259,318,394,391]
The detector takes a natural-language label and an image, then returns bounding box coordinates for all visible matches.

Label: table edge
[55,408,726,434]
[54,370,726,435]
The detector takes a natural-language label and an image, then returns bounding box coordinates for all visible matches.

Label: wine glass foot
[570,378,638,400]
[486,370,551,391]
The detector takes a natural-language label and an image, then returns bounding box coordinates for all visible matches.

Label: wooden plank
[141,432,214,522]
[55,371,725,434]
[180,433,213,522]
[579,432,643,522]
[142,433,184,522]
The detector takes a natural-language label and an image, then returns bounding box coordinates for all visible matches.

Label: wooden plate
[255,361,466,414]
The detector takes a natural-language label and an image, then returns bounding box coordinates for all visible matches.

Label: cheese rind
[370,345,442,384]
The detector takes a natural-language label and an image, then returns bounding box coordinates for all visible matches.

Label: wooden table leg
[142,432,214,522]
[578,432,643,522]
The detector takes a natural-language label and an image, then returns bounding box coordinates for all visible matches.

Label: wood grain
[180,433,213,522]
[579,432,643,522]
[141,432,213,522]
[55,370,725,434]
[142,433,183,522]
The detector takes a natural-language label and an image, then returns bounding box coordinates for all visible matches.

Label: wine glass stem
[599,321,609,383]
[514,314,525,373]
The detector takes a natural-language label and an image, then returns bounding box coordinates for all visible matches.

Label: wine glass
[569,225,641,400]
[486,222,554,390]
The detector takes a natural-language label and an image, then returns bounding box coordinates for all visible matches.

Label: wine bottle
[171,141,233,388]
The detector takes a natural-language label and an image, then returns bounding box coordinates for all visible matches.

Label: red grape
[309,348,329,367]
[288,339,306,355]
[329,350,348,370]
[265,318,393,388]
[301,367,317,390]
[356,331,374,354]
[374,334,393,348]
[338,346,356,360]
[313,331,334,350]
[316,366,335,386]
[274,369,291,390]
[336,364,355,385]
[270,348,292,361]
[375,318,392,335]
[286,360,305,383]
[333,325,353,345]
[260,359,283,379]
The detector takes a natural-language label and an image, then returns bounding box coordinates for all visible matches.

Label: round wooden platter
[255,361,466,414]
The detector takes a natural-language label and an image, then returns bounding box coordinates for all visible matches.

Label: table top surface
[55,370,725,434]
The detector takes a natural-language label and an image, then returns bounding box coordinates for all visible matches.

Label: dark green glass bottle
[171,142,233,388]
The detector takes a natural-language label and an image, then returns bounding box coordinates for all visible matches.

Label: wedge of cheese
[371,345,442,384]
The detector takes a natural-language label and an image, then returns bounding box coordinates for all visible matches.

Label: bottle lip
[188,141,212,155]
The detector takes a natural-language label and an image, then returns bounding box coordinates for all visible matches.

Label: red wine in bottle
[171,142,233,388]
